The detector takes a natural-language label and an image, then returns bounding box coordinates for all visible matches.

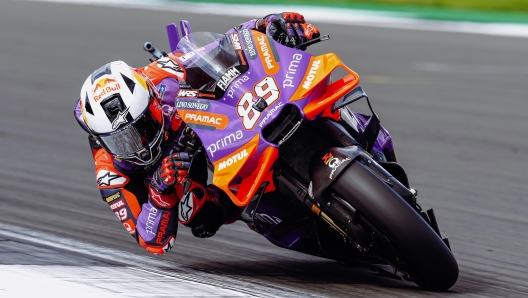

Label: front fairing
[174,30,360,206]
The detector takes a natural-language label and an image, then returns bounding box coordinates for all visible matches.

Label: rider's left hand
[256,12,320,50]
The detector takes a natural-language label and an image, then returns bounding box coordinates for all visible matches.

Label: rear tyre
[332,161,458,290]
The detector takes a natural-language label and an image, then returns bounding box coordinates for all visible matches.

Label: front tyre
[332,160,458,290]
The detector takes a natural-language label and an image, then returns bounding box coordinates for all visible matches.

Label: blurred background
[0,0,527,297]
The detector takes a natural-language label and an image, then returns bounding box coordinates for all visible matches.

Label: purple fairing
[252,203,307,249]
[136,201,163,242]
[173,27,395,180]
[176,33,316,165]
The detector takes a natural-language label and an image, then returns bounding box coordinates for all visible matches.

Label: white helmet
[79,61,164,165]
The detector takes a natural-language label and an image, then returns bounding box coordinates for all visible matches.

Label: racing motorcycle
[144,20,458,290]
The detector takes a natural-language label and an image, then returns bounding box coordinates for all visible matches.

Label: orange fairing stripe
[304,72,359,120]
[235,146,279,206]
[213,135,260,206]
[290,54,360,119]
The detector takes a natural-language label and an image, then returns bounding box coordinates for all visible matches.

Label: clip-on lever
[143,42,167,62]
[294,34,330,50]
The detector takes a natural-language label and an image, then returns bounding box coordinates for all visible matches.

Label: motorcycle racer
[74,13,320,255]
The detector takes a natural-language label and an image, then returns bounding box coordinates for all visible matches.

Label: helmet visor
[98,106,163,158]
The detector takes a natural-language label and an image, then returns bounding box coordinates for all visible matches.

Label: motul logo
[302,60,321,89]
[218,149,248,171]
[109,200,125,211]
[178,90,198,97]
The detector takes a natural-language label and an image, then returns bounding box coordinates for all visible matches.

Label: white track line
[21,0,528,38]
[0,222,322,298]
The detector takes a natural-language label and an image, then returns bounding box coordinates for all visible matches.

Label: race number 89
[237,77,280,130]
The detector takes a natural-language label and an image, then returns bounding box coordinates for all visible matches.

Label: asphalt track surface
[1,1,528,297]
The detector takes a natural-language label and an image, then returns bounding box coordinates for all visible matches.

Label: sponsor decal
[207,130,243,157]
[258,102,284,128]
[157,57,185,79]
[176,99,210,111]
[241,29,257,60]
[178,192,194,223]
[254,213,282,225]
[177,51,195,63]
[237,50,247,66]
[179,82,191,89]
[179,110,229,130]
[109,199,125,211]
[114,208,128,221]
[96,170,126,187]
[237,77,280,130]
[218,149,249,171]
[123,220,135,234]
[177,89,199,97]
[217,67,241,91]
[199,92,216,99]
[230,33,242,50]
[230,33,247,66]
[149,188,171,208]
[256,34,279,74]
[283,54,303,88]
[92,77,121,102]
[105,191,121,203]
[302,59,321,90]
[322,153,351,179]
[92,77,118,94]
[158,84,167,100]
[111,106,130,129]
[227,75,249,99]
[156,212,171,245]
[162,104,175,117]
[145,205,158,235]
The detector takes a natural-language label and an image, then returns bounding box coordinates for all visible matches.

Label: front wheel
[332,160,458,290]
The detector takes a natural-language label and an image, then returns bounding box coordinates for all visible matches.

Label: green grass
[173,0,528,13]
[171,0,528,23]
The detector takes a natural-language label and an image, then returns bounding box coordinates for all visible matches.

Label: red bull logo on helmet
[93,77,121,102]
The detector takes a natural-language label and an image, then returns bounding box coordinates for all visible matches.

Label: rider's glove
[149,152,191,208]
[256,12,320,50]
[191,221,221,238]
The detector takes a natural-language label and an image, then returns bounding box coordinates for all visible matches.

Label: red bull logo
[93,77,117,93]
[92,77,120,102]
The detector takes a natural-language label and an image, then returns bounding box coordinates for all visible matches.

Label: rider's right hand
[150,152,191,195]
[256,12,320,50]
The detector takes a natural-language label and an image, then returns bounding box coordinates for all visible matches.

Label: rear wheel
[332,160,458,290]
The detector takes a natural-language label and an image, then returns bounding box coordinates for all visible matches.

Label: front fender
[309,146,362,200]
[309,146,415,203]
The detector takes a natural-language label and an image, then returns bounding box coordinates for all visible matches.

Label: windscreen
[176,32,248,95]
